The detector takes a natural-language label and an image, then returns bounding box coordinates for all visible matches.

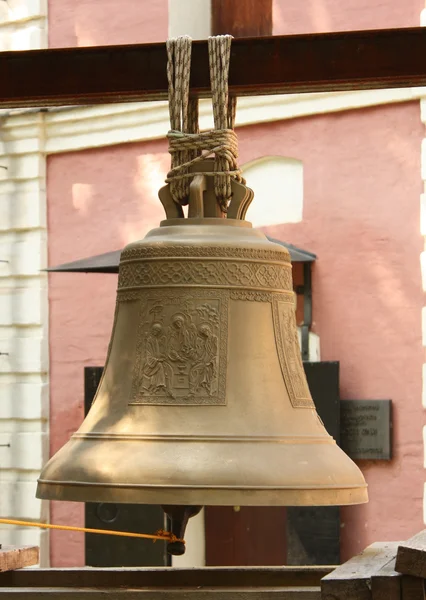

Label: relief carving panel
[131,289,228,405]
[272,297,315,408]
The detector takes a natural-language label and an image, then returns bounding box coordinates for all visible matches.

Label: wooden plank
[396,531,426,578]
[0,546,38,572]
[0,566,333,588]
[211,0,272,37]
[0,588,322,599]
[401,576,425,600]
[321,542,399,600]
[2,27,426,107]
[371,557,402,600]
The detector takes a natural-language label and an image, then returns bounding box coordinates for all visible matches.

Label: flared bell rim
[36,433,368,507]
[36,480,367,506]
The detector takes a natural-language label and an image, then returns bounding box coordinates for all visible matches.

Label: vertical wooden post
[211,0,273,37]
[206,0,279,567]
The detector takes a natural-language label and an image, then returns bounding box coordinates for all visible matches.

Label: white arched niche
[242,156,303,227]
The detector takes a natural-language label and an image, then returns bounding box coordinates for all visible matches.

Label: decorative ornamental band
[120,245,291,263]
[118,259,292,292]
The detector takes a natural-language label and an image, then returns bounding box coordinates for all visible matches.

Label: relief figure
[142,323,174,397]
[168,313,198,362]
[189,323,218,396]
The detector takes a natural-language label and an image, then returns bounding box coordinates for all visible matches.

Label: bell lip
[36,481,368,506]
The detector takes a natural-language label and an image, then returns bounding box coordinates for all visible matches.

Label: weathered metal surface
[2,27,426,107]
[340,400,392,460]
[37,164,367,510]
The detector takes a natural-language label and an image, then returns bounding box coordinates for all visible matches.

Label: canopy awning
[47,237,316,273]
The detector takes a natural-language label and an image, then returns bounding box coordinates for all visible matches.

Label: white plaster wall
[0,0,49,565]
[0,0,47,50]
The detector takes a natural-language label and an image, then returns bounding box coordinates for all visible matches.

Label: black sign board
[340,400,392,460]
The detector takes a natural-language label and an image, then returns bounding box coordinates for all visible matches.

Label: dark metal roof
[47,236,316,273]
[267,238,316,263]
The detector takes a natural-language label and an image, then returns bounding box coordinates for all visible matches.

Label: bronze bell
[37,160,368,553]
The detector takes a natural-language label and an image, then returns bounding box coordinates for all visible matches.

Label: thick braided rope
[166,35,244,212]
[207,35,244,211]
[166,36,199,205]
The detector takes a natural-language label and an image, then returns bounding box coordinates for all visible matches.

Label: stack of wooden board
[322,532,426,599]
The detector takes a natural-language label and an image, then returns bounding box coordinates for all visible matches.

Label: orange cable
[0,519,183,544]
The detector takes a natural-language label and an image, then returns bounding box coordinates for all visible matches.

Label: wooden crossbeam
[1,26,426,108]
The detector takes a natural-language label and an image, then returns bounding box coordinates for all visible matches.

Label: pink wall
[240,104,425,560]
[47,102,425,565]
[48,0,167,48]
[48,0,424,50]
[273,0,424,34]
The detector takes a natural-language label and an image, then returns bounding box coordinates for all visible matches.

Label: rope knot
[165,129,244,210]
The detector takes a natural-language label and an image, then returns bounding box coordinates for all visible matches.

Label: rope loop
[166,34,244,213]
[166,36,200,206]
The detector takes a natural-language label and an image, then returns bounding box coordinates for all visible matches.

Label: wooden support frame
[0,566,331,599]
[1,26,426,108]
[211,0,273,37]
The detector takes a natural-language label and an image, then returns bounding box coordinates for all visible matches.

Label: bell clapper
[162,505,203,556]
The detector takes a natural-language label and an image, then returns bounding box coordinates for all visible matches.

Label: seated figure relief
[138,300,221,402]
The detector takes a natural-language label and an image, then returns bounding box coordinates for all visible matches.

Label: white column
[0,111,49,562]
[0,0,47,51]
[168,0,211,39]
